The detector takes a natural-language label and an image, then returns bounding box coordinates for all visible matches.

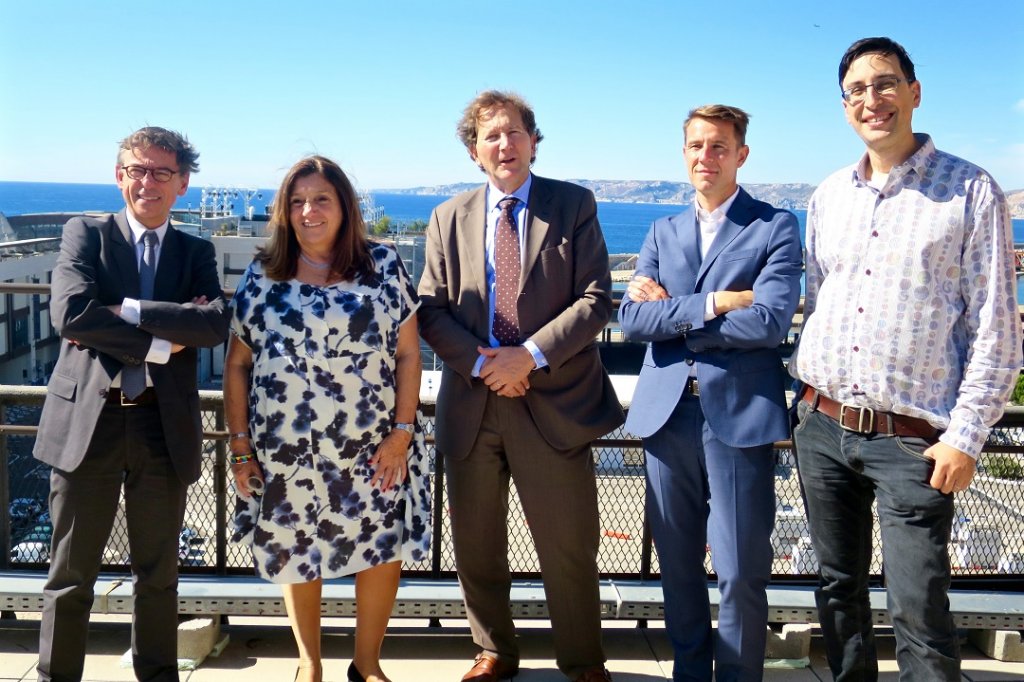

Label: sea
[2,178,1023,269]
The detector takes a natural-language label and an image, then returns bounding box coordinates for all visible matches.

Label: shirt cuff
[471,354,486,378]
[120,298,141,325]
[704,293,718,321]
[939,418,988,460]
[147,338,172,365]
[523,339,546,370]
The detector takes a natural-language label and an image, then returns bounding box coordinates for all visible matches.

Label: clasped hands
[478,345,534,398]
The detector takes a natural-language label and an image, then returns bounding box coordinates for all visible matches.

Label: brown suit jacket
[417,175,624,460]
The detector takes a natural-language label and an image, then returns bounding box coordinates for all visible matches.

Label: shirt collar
[125,209,169,246]
[487,174,532,210]
[852,133,935,188]
[696,186,740,224]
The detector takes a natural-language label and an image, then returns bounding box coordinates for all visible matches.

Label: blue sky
[2,0,1022,191]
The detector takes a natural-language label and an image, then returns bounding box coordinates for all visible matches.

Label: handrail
[2,384,1024,591]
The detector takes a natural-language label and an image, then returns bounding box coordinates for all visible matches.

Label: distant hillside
[381,181,1024,218]
[1008,190,1024,219]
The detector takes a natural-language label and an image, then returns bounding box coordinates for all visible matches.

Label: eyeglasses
[121,165,179,182]
[841,77,909,103]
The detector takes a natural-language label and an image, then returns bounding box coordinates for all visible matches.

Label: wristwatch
[393,422,415,435]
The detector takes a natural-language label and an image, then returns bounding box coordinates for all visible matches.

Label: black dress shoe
[348,661,366,682]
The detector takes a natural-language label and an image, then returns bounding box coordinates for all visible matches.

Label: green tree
[1012,374,1024,406]
[981,454,1024,480]
[371,215,392,236]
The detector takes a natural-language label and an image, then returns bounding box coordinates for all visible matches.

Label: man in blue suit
[619,104,802,682]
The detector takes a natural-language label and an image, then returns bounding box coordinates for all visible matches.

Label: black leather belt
[801,386,938,440]
[106,388,157,407]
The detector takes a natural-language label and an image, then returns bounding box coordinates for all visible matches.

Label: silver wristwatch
[393,422,415,435]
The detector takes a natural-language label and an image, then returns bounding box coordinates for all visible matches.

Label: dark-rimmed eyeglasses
[841,77,909,104]
[121,165,179,182]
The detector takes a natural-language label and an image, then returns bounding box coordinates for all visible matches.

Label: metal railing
[3,385,1024,591]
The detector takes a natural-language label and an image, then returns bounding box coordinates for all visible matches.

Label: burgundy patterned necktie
[492,197,521,346]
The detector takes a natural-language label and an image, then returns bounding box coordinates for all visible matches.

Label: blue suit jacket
[619,188,802,447]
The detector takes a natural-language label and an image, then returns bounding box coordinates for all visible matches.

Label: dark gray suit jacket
[33,210,230,484]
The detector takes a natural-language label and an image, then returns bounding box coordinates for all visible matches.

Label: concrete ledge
[765,623,812,659]
[177,615,221,663]
[968,629,1024,662]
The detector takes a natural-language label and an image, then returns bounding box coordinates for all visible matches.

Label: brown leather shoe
[575,666,613,682]
[461,652,519,681]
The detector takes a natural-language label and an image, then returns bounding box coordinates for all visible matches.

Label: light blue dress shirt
[472,174,548,377]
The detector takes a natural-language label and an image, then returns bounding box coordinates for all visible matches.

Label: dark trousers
[645,394,775,682]
[38,402,187,682]
[793,401,959,682]
[444,391,606,679]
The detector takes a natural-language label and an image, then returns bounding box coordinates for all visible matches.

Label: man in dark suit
[418,91,624,682]
[33,127,230,682]
[619,105,802,682]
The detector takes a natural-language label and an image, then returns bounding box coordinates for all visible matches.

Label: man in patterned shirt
[791,36,1022,681]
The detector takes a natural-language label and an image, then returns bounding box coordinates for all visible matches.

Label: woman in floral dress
[223,156,430,682]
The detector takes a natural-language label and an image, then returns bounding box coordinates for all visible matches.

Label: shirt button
[872,231,879,237]
[858,307,864,313]
[853,346,859,352]
[865,269,872,275]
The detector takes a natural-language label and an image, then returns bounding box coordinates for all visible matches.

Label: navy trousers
[644,394,775,682]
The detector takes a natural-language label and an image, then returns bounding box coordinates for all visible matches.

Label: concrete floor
[0,613,1022,681]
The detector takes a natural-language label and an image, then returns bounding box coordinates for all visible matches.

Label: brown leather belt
[801,386,938,440]
[106,388,157,407]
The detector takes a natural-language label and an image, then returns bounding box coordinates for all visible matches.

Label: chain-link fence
[4,389,1024,586]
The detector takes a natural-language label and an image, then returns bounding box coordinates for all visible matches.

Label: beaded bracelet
[230,453,255,465]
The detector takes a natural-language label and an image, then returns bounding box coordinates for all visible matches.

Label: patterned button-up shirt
[794,134,1022,458]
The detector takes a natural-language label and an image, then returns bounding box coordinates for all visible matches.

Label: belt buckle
[839,404,874,434]
[120,391,140,407]
[686,378,700,396]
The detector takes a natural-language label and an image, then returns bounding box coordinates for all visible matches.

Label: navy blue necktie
[122,231,158,399]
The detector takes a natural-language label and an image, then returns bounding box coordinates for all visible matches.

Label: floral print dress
[230,243,430,583]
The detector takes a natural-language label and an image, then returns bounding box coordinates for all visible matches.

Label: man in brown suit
[418,90,624,682]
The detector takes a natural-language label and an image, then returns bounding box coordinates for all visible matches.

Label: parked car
[179,527,205,547]
[17,522,52,543]
[178,546,207,567]
[10,541,49,563]
[9,498,43,522]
